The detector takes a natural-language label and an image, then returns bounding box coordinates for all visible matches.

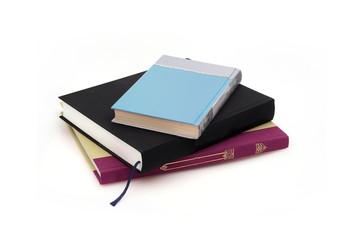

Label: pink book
[71,122,289,184]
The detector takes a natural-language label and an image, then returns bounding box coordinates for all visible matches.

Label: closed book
[59,71,275,172]
[71,122,289,184]
[111,55,242,139]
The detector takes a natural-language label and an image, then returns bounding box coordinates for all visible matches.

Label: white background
[1,0,359,239]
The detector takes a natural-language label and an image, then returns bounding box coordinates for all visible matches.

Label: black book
[59,71,274,172]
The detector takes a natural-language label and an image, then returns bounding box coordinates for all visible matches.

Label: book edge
[61,102,143,171]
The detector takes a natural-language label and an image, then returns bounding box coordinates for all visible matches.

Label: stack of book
[59,55,289,202]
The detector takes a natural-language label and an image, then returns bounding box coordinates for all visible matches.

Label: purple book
[72,122,289,184]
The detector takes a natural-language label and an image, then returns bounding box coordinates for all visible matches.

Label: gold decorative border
[160,148,234,171]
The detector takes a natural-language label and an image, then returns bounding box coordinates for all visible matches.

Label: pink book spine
[94,126,289,184]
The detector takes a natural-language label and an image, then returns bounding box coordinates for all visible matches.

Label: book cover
[59,71,275,172]
[111,55,242,139]
[71,122,289,184]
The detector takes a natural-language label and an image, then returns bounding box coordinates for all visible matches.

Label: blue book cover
[111,55,242,139]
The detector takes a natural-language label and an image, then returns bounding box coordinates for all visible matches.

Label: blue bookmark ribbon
[110,161,141,206]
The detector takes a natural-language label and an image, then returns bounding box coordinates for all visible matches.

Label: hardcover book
[59,71,275,172]
[71,122,289,184]
[111,55,242,139]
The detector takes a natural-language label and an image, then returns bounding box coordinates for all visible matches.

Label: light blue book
[111,55,242,139]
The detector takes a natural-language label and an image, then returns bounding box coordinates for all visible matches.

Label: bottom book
[71,122,289,184]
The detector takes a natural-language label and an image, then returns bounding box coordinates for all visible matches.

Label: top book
[111,55,242,139]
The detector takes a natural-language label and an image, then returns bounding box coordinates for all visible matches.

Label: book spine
[198,69,242,137]
[95,126,288,184]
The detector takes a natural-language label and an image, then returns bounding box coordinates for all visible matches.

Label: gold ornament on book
[160,148,235,171]
[255,143,267,154]
[223,148,235,160]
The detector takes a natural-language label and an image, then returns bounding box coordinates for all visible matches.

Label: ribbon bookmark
[110,161,141,206]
